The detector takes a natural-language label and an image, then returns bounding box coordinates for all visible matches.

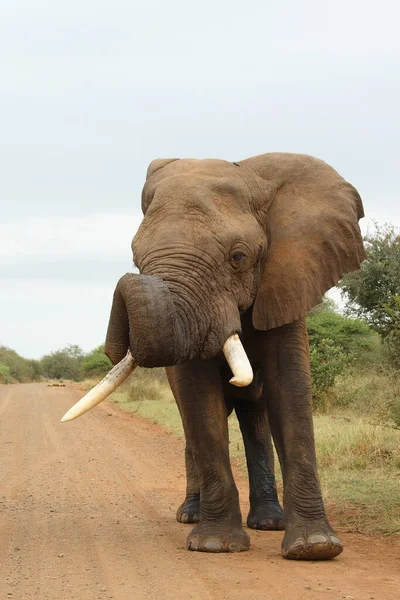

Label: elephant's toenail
[181,513,189,523]
[188,537,199,551]
[292,538,306,550]
[228,542,242,552]
[193,514,199,522]
[204,538,222,551]
[330,536,342,546]
[308,534,328,545]
[263,519,275,529]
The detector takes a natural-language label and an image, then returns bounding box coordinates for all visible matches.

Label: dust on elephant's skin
[105,153,365,559]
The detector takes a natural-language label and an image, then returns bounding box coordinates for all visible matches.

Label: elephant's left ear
[142,158,180,213]
[242,153,366,330]
[146,158,180,180]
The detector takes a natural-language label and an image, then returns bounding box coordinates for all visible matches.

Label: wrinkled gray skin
[105,153,365,559]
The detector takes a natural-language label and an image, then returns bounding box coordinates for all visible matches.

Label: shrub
[82,345,112,378]
[26,359,43,381]
[307,301,376,408]
[0,363,12,384]
[0,346,38,382]
[309,340,348,407]
[41,350,83,381]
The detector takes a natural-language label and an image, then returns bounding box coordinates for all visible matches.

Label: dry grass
[322,367,400,424]
[314,415,400,534]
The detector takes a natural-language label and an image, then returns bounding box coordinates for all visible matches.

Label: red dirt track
[0,383,399,599]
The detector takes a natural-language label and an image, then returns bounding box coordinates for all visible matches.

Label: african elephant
[63,153,365,559]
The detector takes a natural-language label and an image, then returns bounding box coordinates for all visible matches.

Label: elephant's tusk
[61,350,137,422]
[222,334,253,387]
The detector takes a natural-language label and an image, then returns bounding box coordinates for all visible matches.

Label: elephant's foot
[282,520,343,560]
[176,493,200,524]
[247,500,285,531]
[187,522,250,553]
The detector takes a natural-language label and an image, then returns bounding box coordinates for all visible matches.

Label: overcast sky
[1,0,399,359]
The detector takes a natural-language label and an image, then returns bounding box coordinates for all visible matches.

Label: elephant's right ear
[142,158,180,213]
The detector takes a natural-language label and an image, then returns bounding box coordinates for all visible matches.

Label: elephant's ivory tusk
[61,350,137,422]
[222,334,253,387]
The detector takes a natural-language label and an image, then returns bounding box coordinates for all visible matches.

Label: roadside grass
[315,416,400,534]
[84,366,400,536]
[327,368,400,426]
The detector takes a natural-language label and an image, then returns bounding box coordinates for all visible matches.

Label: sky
[1,0,399,359]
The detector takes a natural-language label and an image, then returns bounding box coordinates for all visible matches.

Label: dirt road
[0,383,399,600]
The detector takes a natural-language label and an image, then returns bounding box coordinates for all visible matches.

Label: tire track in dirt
[0,383,399,600]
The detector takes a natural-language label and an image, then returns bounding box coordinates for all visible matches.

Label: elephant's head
[62,153,365,421]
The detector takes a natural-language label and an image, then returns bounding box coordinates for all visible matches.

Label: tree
[0,346,35,382]
[340,223,400,364]
[82,345,112,378]
[40,349,83,381]
[62,344,84,361]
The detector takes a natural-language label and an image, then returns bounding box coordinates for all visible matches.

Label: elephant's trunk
[60,272,254,422]
[105,273,193,368]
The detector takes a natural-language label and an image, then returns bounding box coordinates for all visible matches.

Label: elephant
[63,153,365,559]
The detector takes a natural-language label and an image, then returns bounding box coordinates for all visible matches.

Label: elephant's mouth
[60,334,253,422]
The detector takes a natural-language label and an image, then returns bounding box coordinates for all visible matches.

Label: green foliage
[82,345,112,377]
[0,363,12,384]
[25,359,43,382]
[340,223,400,364]
[40,347,83,381]
[0,342,112,384]
[308,302,375,355]
[0,345,41,382]
[309,340,347,407]
[380,296,400,367]
[307,301,376,407]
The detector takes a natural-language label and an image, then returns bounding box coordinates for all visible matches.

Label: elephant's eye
[230,251,247,265]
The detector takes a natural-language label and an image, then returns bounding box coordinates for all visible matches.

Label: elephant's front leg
[175,444,200,524]
[263,319,343,560]
[167,359,250,553]
[234,396,285,531]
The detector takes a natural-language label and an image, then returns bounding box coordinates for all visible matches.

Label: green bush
[0,346,40,382]
[307,301,376,408]
[41,349,83,381]
[25,359,43,381]
[309,340,348,407]
[381,296,400,368]
[0,363,12,384]
[82,345,112,378]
